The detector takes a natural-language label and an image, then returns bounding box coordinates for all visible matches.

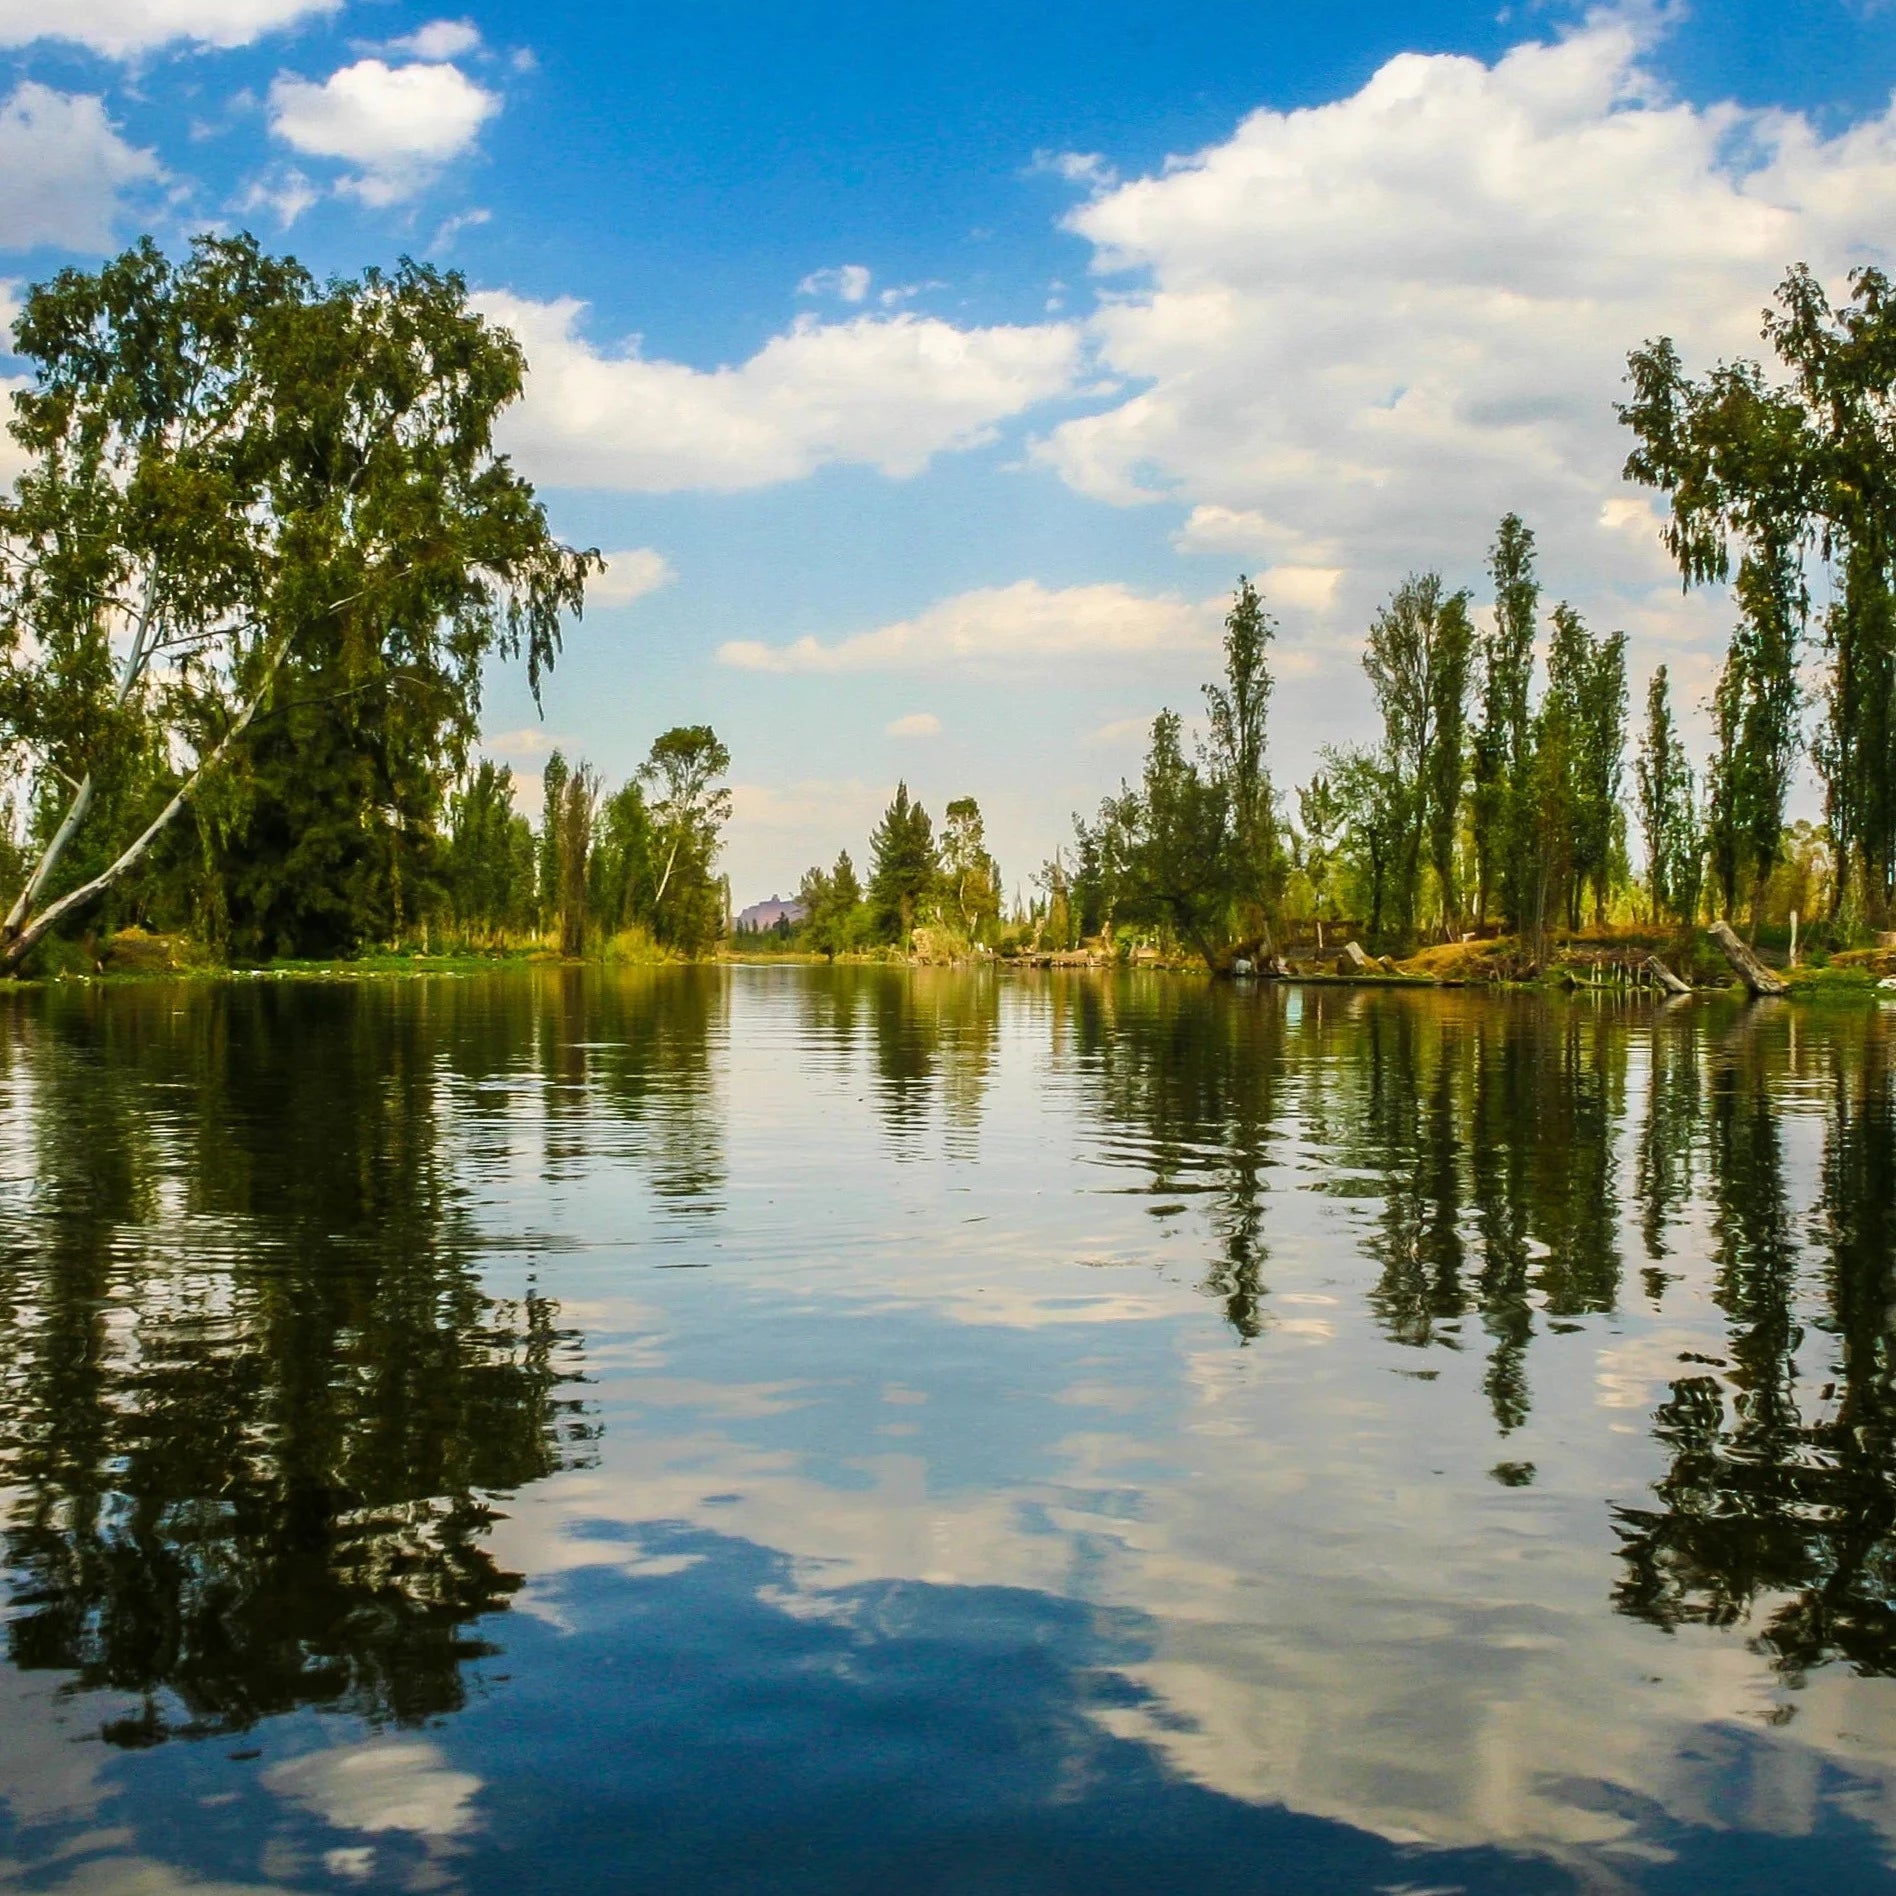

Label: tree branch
[1,633,294,970]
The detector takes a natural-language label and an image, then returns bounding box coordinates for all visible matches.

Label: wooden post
[1708,920,1788,998]
[1645,954,1691,996]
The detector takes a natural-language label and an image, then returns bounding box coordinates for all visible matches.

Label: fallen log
[1708,920,1788,998]
[1645,954,1692,997]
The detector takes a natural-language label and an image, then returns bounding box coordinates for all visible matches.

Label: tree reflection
[1614,1015,1896,1679]
[856,968,1000,1156]
[1328,996,1624,1430]
[0,982,592,1744]
[1062,975,1282,1339]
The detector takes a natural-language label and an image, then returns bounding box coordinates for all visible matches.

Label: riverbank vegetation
[1,238,1893,987]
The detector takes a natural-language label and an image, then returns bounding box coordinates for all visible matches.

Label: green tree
[1324,744,1405,947]
[867,781,937,945]
[1472,514,1540,930]
[939,796,1001,941]
[1634,665,1701,928]
[538,751,569,936]
[799,848,863,959]
[1083,710,1233,966]
[554,762,599,956]
[1294,770,1347,939]
[1202,576,1280,943]
[1362,572,1473,942]
[0,233,597,968]
[641,725,731,953]
[1619,289,1824,914]
[446,761,535,942]
[588,779,655,939]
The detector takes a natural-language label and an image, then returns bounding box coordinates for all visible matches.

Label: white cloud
[236,163,318,226]
[269,58,499,205]
[266,1740,481,1839]
[1040,14,1896,661]
[0,0,338,56]
[476,293,1081,492]
[588,546,676,607]
[1033,149,1118,190]
[886,711,942,736]
[385,18,482,60]
[0,83,162,250]
[798,264,872,304]
[718,579,1219,676]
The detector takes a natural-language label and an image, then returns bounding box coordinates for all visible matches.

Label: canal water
[0,966,1891,1892]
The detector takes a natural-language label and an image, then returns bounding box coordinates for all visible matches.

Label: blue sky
[2,0,1893,900]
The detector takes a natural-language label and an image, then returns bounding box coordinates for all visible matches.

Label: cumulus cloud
[1039,14,1896,661]
[886,711,942,736]
[384,17,482,60]
[476,293,1081,492]
[587,546,676,607]
[798,264,872,304]
[269,57,499,205]
[0,0,338,56]
[718,579,1219,676]
[0,83,163,250]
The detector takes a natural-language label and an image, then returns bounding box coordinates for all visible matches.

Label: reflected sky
[0,969,1892,1892]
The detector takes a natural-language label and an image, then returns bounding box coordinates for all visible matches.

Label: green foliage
[590,780,655,939]
[447,761,536,942]
[799,849,864,958]
[1620,263,1896,923]
[867,781,937,945]
[1083,710,1233,966]
[642,725,731,954]
[1634,666,1702,929]
[1320,744,1406,945]
[1529,605,1627,934]
[1202,576,1281,934]
[1362,572,1473,942]
[1473,513,1541,930]
[538,751,570,934]
[0,232,599,965]
[939,796,1001,942]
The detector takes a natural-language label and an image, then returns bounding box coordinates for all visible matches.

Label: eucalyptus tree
[939,795,1001,941]
[0,233,597,968]
[641,724,731,952]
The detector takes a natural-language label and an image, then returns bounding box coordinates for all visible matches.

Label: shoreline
[1,949,1884,1003]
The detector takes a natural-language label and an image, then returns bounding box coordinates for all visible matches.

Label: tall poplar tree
[1202,576,1280,942]
[1635,666,1701,929]
[1362,572,1473,941]
[1472,514,1540,930]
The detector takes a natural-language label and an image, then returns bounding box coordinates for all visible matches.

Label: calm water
[0,968,1892,1893]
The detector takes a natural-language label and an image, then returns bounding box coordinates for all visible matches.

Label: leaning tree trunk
[1708,920,1788,998]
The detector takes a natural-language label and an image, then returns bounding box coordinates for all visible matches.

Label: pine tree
[867,782,937,944]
